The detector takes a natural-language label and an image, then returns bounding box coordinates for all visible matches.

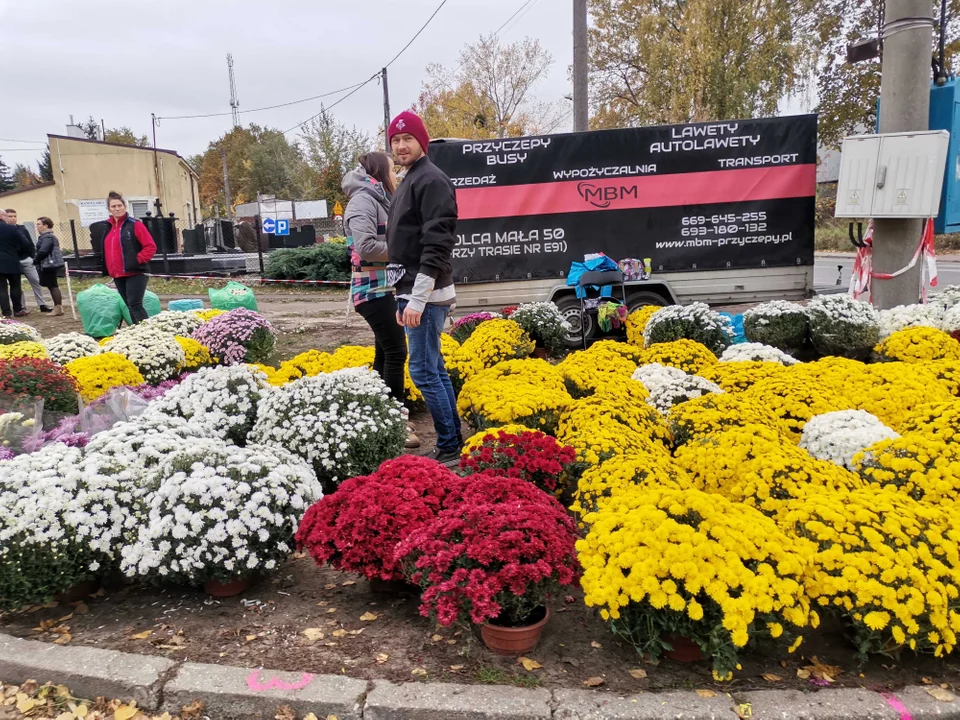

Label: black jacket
[35,231,64,269]
[13,225,35,259]
[386,155,457,303]
[0,223,34,275]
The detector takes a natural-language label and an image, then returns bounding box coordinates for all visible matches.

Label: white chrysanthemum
[249,367,405,489]
[643,302,734,355]
[799,410,899,470]
[806,294,880,357]
[632,362,723,415]
[878,304,944,340]
[44,332,102,365]
[0,444,128,610]
[119,439,320,585]
[0,321,42,345]
[142,365,270,446]
[142,310,204,337]
[719,343,798,365]
[104,325,186,384]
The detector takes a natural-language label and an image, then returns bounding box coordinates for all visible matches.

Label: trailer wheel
[556,297,594,349]
[626,290,670,314]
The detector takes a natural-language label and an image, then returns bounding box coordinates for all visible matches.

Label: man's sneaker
[14,310,29,317]
[39,306,53,313]
[406,424,421,449]
[422,446,462,467]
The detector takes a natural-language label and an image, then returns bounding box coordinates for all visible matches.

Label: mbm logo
[577,182,639,208]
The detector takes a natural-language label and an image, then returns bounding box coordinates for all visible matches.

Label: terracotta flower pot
[664,634,704,663]
[481,607,550,656]
[204,575,257,598]
[532,347,551,360]
[55,578,101,604]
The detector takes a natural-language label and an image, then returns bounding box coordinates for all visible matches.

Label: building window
[130,201,151,219]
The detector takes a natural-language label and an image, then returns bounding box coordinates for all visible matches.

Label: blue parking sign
[276,219,290,236]
[261,217,276,234]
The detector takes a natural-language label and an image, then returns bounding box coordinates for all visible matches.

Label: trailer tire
[556,296,593,349]
[625,290,670,314]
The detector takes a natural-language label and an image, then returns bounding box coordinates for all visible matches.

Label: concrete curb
[1,633,959,719]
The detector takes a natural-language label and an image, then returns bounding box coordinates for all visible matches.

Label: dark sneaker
[39,306,53,313]
[422,446,462,467]
[14,310,29,317]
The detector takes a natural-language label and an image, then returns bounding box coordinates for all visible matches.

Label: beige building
[0,133,200,250]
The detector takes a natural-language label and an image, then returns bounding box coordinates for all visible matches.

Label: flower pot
[481,607,550,656]
[369,577,419,596]
[55,578,101,604]
[664,634,703,663]
[532,347,551,360]
[204,575,257,598]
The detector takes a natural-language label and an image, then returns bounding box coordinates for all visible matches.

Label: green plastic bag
[77,284,132,338]
[209,281,258,312]
[144,290,162,318]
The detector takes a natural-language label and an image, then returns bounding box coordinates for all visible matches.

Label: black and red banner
[428,114,817,283]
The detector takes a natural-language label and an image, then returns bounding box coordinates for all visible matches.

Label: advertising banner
[428,115,817,283]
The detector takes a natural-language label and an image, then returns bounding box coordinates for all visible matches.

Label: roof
[47,134,199,178]
[0,181,56,199]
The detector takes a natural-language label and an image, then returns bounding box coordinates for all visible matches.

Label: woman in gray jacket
[34,217,65,316]
[343,152,416,445]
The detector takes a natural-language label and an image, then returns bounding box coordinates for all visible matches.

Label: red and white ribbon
[849,218,937,303]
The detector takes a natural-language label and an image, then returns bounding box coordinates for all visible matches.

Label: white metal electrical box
[835,130,950,218]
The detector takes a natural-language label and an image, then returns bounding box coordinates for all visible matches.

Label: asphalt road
[813,254,960,294]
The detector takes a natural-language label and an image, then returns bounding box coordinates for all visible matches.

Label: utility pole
[871,0,934,309]
[382,67,391,152]
[221,147,234,221]
[572,0,589,132]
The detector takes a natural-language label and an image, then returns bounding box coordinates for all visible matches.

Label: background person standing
[0,210,34,318]
[2,209,50,314]
[386,111,462,465]
[101,191,156,324]
[34,217,65,316]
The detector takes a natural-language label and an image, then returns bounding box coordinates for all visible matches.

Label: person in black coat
[0,210,34,318]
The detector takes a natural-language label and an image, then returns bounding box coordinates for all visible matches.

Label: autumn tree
[296,108,374,208]
[103,127,150,147]
[415,34,563,139]
[11,164,41,189]
[816,0,960,149]
[588,0,817,128]
[77,115,101,141]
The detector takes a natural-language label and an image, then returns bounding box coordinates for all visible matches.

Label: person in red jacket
[101,191,156,324]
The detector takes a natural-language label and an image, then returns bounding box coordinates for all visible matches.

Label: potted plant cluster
[508,302,571,358]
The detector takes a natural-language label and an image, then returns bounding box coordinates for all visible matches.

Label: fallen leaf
[180,701,204,719]
[430,634,444,642]
[923,677,934,685]
[449,665,464,672]
[342,580,356,586]
[927,687,956,702]
[411,668,428,677]
[518,657,542,671]
[446,640,457,645]
[324,642,338,647]
[34,619,56,632]
[332,629,346,638]
[583,677,605,687]
[761,673,782,682]
[736,702,753,719]
[327,608,337,614]
[780,660,789,668]
[16,697,39,713]
[304,715,319,720]
[796,668,811,680]
[151,714,172,720]
[802,656,841,683]
[75,704,89,717]
[327,716,339,720]
[57,613,74,623]
[324,584,337,590]
[245,635,258,642]
[53,632,72,645]
[590,641,602,649]
[359,612,378,622]
[55,712,74,720]
[274,705,296,720]
[114,704,139,720]
[130,631,153,640]
[628,669,647,679]
[696,690,717,698]
[90,588,106,598]
[347,629,365,636]
[375,653,389,664]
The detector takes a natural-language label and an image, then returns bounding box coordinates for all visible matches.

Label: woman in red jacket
[102,191,157,324]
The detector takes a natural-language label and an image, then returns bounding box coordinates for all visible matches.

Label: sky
[0,0,576,169]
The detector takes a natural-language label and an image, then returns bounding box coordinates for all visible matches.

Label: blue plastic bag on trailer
[567,254,619,299]
[168,298,204,312]
[719,312,747,344]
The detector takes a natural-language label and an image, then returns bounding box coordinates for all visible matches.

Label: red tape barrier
[65,268,349,287]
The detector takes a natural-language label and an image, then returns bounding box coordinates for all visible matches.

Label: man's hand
[401,306,422,328]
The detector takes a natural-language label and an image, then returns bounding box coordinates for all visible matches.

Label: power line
[494,0,536,36]
[500,0,540,36]
[0,139,46,145]
[0,148,44,152]
[384,0,450,68]
[158,81,369,121]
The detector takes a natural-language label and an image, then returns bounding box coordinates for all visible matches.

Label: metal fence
[41,215,344,279]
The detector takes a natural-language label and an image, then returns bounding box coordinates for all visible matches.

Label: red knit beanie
[388,111,430,155]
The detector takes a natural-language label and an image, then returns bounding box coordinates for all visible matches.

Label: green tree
[103,127,150,147]
[0,159,13,193]
[78,115,101,141]
[415,34,562,139]
[296,108,374,208]
[37,148,53,182]
[588,0,817,128]
[816,0,960,150]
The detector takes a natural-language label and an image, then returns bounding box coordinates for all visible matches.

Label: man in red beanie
[386,110,463,465]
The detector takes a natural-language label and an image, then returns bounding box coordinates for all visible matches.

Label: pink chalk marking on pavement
[881,693,914,720]
[246,669,315,692]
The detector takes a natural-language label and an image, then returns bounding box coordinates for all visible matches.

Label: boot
[406,424,421,449]
[52,306,63,316]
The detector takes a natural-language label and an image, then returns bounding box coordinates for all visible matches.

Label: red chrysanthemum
[460,430,576,493]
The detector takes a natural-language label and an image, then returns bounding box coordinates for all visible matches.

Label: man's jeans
[19,259,46,310]
[402,301,462,452]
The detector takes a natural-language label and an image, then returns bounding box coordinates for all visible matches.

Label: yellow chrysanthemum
[638,339,717,375]
[875,326,960,363]
[625,305,661,346]
[0,341,48,360]
[66,352,144,401]
[175,337,215,371]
